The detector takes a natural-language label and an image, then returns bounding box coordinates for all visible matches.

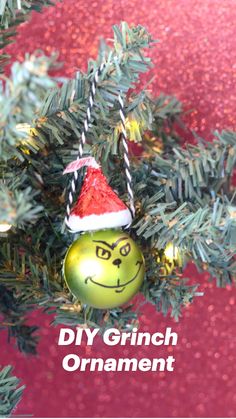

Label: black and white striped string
[66,62,106,223]
[118,94,135,218]
[65,62,135,227]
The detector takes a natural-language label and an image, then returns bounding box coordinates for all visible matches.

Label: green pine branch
[131,132,236,286]
[0,52,60,229]
[0,0,54,72]
[0,365,25,417]
[0,282,39,354]
[29,23,155,156]
[0,181,43,227]
[0,51,60,160]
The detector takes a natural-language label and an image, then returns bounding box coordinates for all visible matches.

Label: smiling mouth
[84,261,143,293]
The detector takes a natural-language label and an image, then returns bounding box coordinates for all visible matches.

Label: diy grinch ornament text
[58,327,178,372]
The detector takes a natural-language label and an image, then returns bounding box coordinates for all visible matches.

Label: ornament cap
[63,156,100,174]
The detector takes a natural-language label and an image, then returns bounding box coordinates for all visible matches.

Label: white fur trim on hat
[66,209,132,232]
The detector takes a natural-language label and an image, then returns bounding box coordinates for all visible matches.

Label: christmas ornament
[143,131,164,156]
[63,64,144,309]
[63,157,145,308]
[164,242,181,264]
[156,242,183,276]
[63,229,145,309]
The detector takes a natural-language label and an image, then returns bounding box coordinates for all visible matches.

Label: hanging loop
[65,62,106,224]
[118,94,135,219]
[65,63,135,229]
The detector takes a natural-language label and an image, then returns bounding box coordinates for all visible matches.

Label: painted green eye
[120,243,131,257]
[96,246,111,260]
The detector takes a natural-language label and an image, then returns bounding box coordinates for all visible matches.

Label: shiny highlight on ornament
[156,242,184,277]
[15,123,39,154]
[15,123,31,134]
[0,222,12,233]
[116,117,144,143]
[164,242,180,263]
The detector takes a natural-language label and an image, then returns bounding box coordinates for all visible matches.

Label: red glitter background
[3,0,236,417]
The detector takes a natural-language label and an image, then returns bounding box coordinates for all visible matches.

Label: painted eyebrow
[93,237,128,250]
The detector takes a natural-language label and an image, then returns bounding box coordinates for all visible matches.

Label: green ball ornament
[63,229,145,309]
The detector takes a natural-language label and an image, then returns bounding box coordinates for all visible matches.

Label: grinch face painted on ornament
[63,229,145,309]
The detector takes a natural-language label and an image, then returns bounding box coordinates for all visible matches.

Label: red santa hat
[64,157,132,232]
